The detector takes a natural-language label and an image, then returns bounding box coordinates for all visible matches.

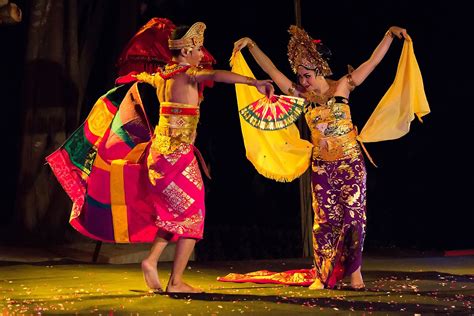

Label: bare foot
[166,281,203,293]
[141,260,162,292]
[308,279,324,290]
[350,266,365,289]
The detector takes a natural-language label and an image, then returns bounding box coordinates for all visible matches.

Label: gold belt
[152,112,198,155]
[312,129,361,161]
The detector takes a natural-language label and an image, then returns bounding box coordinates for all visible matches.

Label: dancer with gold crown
[135,21,273,294]
[47,20,274,294]
[218,25,430,290]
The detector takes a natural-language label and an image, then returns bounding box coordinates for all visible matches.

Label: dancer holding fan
[220,24,429,290]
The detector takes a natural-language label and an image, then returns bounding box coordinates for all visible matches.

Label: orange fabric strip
[110,159,130,243]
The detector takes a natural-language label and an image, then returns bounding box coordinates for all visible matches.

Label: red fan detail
[239,95,305,130]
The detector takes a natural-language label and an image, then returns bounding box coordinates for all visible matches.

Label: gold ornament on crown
[168,22,206,49]
[287,25,332,76]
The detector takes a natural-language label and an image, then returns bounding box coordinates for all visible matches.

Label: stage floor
[0,248,473,315]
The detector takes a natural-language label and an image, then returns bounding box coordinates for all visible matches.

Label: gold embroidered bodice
[135,64,203,155]
[305,96,361,161]
[151,102,200,155]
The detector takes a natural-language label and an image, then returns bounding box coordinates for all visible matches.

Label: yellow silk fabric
[358,35,430,142]
[230,52,313,182]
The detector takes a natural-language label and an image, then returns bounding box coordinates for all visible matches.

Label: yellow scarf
[232,36,429,180]
[357,35,430,142]
[230,51,313,182]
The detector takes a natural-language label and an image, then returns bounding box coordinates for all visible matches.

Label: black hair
[170,25,190,57]
[171,25,190,40]
[315,42,332,61]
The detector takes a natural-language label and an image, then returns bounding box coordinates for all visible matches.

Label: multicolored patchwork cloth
[46,82,205,243]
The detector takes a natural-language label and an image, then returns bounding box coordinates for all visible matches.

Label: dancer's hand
[254,79,274,99]
[233,37,254,53]
[388,26,408,39]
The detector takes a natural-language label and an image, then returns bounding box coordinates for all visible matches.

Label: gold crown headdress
[287,25,332,76]
[168,22,206,50]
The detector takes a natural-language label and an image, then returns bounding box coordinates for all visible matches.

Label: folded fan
[239,95,306,130]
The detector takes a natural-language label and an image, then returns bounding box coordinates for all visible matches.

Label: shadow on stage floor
[0,249,473,315]
[163,291,444,313]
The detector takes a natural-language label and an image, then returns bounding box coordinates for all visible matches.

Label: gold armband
[346,74,356,90]
[247,40,256,49]
[245,76,256,86]
[346,65,356,91]
[287,84,296,95]
[385,30,394,38]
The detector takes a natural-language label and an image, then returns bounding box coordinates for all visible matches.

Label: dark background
[0,0,471,260]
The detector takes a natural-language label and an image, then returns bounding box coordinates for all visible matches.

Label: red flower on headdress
[312,39,321,44]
